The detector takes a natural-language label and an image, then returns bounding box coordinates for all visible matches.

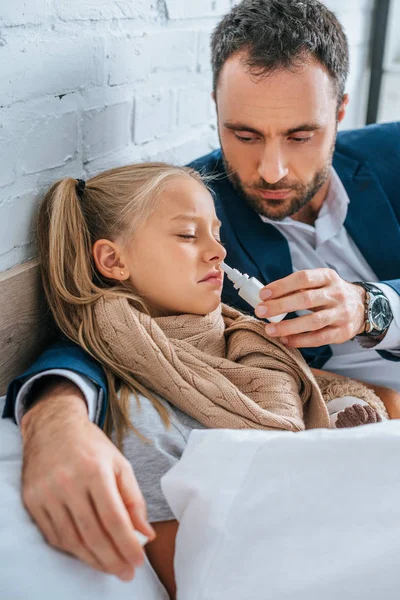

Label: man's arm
[20,377,155,580]
[14,369,102,425]
[3,339,155,579]
[2,339,108,425]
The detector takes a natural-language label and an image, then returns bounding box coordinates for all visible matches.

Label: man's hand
[255,268,366,347]
[20,379,155,581]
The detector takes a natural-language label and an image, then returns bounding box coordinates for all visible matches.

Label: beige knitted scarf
[94,297,333,432]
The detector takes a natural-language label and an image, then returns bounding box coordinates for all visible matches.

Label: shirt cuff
[15,369,103,426]
[367,283,400,354]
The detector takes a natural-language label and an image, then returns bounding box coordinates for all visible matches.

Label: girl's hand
[20,378,155,580]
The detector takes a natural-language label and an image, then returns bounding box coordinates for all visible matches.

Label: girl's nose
[204,238,227,263]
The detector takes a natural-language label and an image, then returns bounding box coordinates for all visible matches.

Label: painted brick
[0,190,38,256]
[83,102,133,161]
[0,0,48,26]
[53,0,158,22]
[20,112,79,175]
[134,91,175,144]
[0,36,104,106]
[177,88,213,127]
[0,114,16,188]
[197,31,212,73]
[165,0,231,20]
[107,31,196,85]
[0,243,36,273]
[144,133,218,165]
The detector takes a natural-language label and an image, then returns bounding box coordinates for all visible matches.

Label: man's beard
[221,146,335,221]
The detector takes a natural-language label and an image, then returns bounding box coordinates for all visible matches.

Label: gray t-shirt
[118,394,206,522]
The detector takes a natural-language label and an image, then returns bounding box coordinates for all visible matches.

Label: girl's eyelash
[178,234,223,244]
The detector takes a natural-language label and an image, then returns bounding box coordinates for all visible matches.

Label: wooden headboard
[0,260,54,396]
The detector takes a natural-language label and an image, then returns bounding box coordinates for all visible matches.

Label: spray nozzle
[220,262,287,322]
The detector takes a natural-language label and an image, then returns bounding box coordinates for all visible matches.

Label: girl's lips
[199,271,223,284]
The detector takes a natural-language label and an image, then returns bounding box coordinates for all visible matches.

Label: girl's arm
[146,520,179,600]
[311,368,400,419]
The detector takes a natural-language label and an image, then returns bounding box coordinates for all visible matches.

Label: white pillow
[0,398,168,600]
[162,424,400,600]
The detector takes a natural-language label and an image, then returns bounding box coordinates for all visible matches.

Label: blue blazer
[4,122,400,424]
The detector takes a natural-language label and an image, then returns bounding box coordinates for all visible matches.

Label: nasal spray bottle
[221,262,287,323]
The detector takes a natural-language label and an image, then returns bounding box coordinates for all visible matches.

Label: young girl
[37,163,388,599]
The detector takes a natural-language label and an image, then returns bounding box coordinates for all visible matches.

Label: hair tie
[76,178,86,199]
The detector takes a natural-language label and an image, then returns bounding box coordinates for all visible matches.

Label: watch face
[370,295,392,331]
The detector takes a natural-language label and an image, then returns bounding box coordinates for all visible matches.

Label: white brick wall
[0,0,374,272]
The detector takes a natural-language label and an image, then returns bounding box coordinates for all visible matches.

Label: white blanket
[162,424,400,600]
[4,393,400,600]
[0,398,168,600]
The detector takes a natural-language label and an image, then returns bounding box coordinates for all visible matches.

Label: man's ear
[337,93,349,124]
[92,239,130,282]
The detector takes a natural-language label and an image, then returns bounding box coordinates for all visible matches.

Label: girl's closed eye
[178,233,197,240]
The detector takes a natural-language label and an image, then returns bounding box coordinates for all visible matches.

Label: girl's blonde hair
[37,162,204,448]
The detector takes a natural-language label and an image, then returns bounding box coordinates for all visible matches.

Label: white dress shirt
[260,168,400,391]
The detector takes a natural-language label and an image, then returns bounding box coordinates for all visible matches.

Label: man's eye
[178,234,196,239]
[290,137,312,144]
[235,133,257,143]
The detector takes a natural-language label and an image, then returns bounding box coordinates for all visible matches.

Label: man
[3,0,400,583]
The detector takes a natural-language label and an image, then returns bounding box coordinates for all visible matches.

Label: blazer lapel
[334,152,400,281]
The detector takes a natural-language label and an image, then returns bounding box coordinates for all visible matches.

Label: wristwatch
[352,282,393,344]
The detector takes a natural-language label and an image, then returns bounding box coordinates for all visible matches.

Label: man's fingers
[256,289,329,319]
[260,269,333,301]
[264,310,332,338]
[43,499,108,569]
[51,507,112,574]
[279,326,341,348]
[117,463,155,541]
[62,489,136,578]
[35,507,61,549]
[90,470,146,569]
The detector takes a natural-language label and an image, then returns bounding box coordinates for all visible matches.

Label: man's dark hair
[211,0,349,101]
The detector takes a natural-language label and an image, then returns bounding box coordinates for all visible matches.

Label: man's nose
[258,144,289,184]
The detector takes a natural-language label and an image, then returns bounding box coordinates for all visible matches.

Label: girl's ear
[92,239,130,281]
